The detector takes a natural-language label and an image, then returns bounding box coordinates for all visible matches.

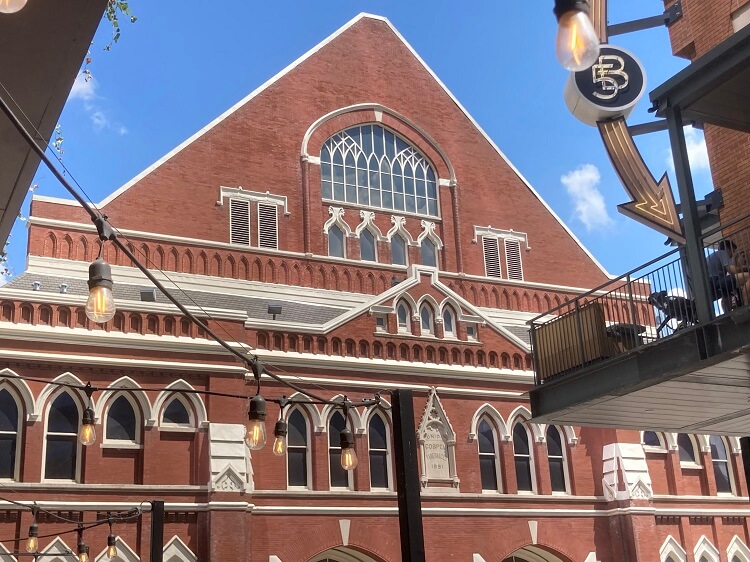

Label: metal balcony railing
[530,213,750,386]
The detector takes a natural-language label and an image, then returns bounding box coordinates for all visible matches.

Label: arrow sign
[598,117,685,243]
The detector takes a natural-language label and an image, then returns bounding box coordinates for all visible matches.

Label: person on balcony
[706,240,750,311]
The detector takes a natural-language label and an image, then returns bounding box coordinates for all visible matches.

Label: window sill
[680,462,703,470]
[551,491,570,496]
[517,490,535,495]
[158,425,197,433]
[101,442,142,450]
[643,446,668,454]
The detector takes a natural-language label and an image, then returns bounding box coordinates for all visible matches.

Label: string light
[272,418,287,456]
[79,383,96,446]
[245,394,267,450]
[25,507,38,553]
[106,518,118,559]
[85,254,116,323]
[340,427,358,470]
[553,0,600,71]
[77,527,89,562]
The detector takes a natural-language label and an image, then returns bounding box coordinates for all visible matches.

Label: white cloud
[667,127,710,172]
[561,164,614,232]
[69,74,97,102]
[91,110,109,131]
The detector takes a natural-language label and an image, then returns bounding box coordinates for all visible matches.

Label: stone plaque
[417,388,459,489]
[423,424,450,479]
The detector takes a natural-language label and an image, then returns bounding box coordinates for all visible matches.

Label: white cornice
[217,186,289,215]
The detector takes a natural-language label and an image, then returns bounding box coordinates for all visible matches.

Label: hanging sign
[564,45,647,127]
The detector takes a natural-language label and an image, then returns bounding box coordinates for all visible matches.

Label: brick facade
[0,12,749,562]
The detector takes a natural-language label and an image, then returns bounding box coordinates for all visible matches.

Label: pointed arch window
[105,395,138,443]
[442,306,456,337]
[360,229,376,262]
[288,409,310,488]
[45,392,80,481]
[391,234,407,266]
[421,238,437,267]
[329,411,351,489]
[643,431,667,451]
[328,224,346,258]
[710,435,733,494]
[677,433,698,465]
[513,423,533,493]
[397,302,411,333]
[420,304,434,335]
[320,124,439,217]
[369,414,391,490]
[161,395,194,429]
[477,418,500,491]
[0,388,20,479]
[546,426,567,493]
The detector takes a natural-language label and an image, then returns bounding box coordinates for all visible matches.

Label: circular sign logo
[564,45,647,127]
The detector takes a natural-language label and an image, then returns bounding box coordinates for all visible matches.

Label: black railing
[530,214,750,385]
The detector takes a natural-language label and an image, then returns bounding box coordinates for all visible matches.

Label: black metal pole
[392,389,425,562]
[150,500,164,562]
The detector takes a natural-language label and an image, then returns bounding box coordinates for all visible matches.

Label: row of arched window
[661,534,750,562]
[327,224,439,268]
[0,374,202,482]
[643,430,738,495]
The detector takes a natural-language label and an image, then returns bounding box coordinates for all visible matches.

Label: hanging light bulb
[79,406,96,445]
[77,529,89,562]
[272,419,287,456]
[85,257,116,323]
[339,428,358,470]
[106,532,118,559]
[25,521,38,553]
[0,0,28,14]
[245,394,267,450]
[554,0,600,71]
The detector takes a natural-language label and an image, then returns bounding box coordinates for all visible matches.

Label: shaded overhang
[650,22,750,133]
[529,311,750,436]
[0,0,107,247]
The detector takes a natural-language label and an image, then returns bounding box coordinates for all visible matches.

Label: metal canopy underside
[0,0,106,248]
[650,23,750,133]
[529,312,750,436]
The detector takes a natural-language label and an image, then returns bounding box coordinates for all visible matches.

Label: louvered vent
[482,237,501,278]
[505,239,524,281]
[229,199,250,245]
[258,203,278,250]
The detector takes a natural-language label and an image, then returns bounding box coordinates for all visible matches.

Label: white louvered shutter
[229,199,250,245]
[505,239,524,281]
[482,237,501,278]
[258,203,278,250]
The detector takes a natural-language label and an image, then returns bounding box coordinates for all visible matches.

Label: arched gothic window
[677,433,698,464]
[391,234,408,266]
[360,229,376,262]
[477,418,500,491]
[328,224,345,258]
[643,431,666,449]
[105,395,138,443]
[162,396,193,427]
[329,411,351,489]
[0,388,20,479]
[420,304,434,335]
[369,414,390,489]
[546,426,567,493]
[442,306,456,337]
[45,392,80,480]
[397,302,411,333]
[513,423,533,493]
[710,435,733,494]
[421,238,437,267]
[287,409,309,488]
[320,124,439,217]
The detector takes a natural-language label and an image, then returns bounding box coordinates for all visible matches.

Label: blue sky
[8,1,714,279]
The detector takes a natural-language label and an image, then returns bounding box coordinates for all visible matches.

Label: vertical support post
[150,500,164,562]
[574,300,586,366]
[666,106,713,325]
[392,389,426,562]
[740,438,750,491]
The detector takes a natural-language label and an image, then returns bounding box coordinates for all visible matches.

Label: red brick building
[1,12,749,562]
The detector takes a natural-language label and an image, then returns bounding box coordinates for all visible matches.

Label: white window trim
[694,535,721,562]
[642,430,668,453]
[466,323,478,341]
[419,304,434,335]
[42,390,83,483]
[102,392,142,447]
[546,425,570,495]
[727,535,750,562]
[512,421,537,494]
[0,384,22,481]
[368,412,393,491]
[710,435,736,496]
[477,416,503,493]
[442,306,457,337]
[286,407,313,491]
[159,394,197,432]
[217,186,289,215]
[660,536,687,562]
[678,433,702,468]
[396,302,411,334]
[473,225,530,249]
[328,411,354,491]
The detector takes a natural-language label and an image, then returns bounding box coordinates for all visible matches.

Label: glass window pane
[329,451,349,487]
[0,389,18,431]
[163,399,190,425]
[369,415,387,450]
[328,226,345,258]
[477,420,495,454]
[480,456,498,490]
[678,433,695,462]
[0,436,16,478]
[714,461,731,493]
[546,426,563,457]
[420,306,432,331]
[288,410,307,447]
[45,437,76,480]
[392,236,407,266]
[549,458,566,492]
[513,424,529,456]
[321,180,332,200]
[329,412,346,447]
[106,396,136,441]
[710,435,728,460]
[360,230,376,262]
[397,304,408,327]
[373,126,384,155]
[288,449,307,487]
[443,309,454,333]
[49,393,78,434]
[421,239,437,267]
[370,450,388,488]
[515,457,532,491]
[643,431,661,447]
